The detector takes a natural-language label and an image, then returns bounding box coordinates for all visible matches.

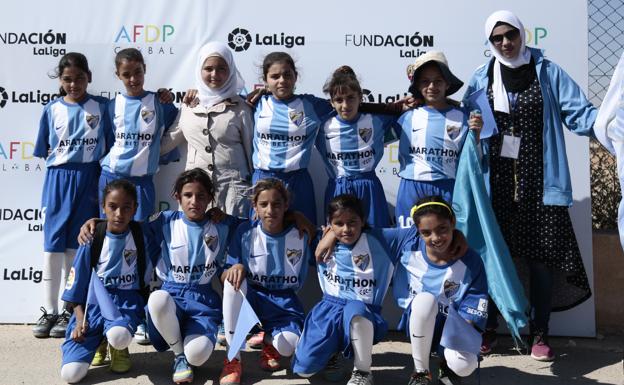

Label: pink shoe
[530,334,555,362]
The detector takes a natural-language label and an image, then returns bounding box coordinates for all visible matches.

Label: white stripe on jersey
[95,233,140,290]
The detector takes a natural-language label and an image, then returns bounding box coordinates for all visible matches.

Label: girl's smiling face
[116,59,146,97]
[416,213,455,262]
[329,209,364,246]
[254,188,288,234]
[201,56,229,89]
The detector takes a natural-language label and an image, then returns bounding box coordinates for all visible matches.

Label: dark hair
[492,21,518,32]
[252,178,289,205]
[322,65,362,98]
[102,179,138,206]
[172,168,215,200]
[115,48,145,70]
[50,52,92,96]
[411,195,455,226]
[261,51,297,80]
[327,194,368,226]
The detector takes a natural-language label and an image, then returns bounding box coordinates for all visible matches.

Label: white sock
[59,249,76,310]
[184,334,214,366]
[350,315,374,373]
[222,280,248,360]
[409,292,437,372]
[43,252,64,314]
[444,348,478,377]
[60,362,89,383]
[272,331,299,357]
[147,290,183,355]
[106,326,132,350]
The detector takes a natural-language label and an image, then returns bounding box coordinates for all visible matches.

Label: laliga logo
[362,88,408,104]
[228,28,252,52]
[0,87,7,108]
[227,27,305,52]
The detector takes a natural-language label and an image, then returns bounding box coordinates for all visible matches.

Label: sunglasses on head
[489,29,520,44]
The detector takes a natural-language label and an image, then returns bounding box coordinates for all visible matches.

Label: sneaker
[259,343,281,371]
[407,370,432,385]
[530,333,555,362]
[217,324,227,347]
[480,328,498,355]
[91,339,109,367]
[248,331,264,349]
[322,352,345,382]
[173,354,193,384]
[346,370,374,385]
[49,309,71,338]
[134,322,151,345]
[219,358,242,385]
[109,347,131,373]
[438,360,461,385]
[32,307,58,338]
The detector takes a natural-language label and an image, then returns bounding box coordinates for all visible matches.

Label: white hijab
[195,41,245,108]
[485,10,532,113]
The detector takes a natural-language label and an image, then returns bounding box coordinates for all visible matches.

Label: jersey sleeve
[158,101,181,164]
[33,107,51,159]
[104,99,117,153]
[225,221,250,268]
[307,94,333,119]
[381,226,417,264]
[375,114,400,144]
[61,245,92,304]
[456,249,489,330]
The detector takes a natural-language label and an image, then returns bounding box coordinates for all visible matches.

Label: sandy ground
[0,325,621,385]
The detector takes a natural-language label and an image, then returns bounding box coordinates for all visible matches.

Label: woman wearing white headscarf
[161,41,254,218]
[464,10,595,362]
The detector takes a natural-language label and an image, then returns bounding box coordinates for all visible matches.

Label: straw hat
[407,51,463,96]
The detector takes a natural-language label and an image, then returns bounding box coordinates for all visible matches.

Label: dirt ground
[0,325,621,385]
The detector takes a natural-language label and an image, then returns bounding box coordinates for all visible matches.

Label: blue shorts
[61,289,144,365]
[99,170,155,221]
[325,171,391,227]
[252,168,316,225]
[247,284,304,338]
[395,178,454,228]
[42,162,100,252]
[292,295,387,375]
[147,282,221,352]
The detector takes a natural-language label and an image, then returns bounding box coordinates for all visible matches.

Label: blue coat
[463,47,597,206]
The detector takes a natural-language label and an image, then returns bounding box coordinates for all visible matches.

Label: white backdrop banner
[0,0,594,336]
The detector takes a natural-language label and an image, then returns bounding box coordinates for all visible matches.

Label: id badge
[500,134,521,159]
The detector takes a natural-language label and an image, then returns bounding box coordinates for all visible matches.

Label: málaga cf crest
[353,253,370,271]
[289,111,304,126]
[446,124,461,140]
[359,127,372,143]
[85,114,100,129]
[286,248,302,266]
[124,249,137,266]
[141,108,155,124]
[204,234,218,252]
[443,279,459,298]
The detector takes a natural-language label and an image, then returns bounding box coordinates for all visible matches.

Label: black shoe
[408,370,432,385]
[437,360,461,385]
[32,307,58,338]
[49,309,70,338]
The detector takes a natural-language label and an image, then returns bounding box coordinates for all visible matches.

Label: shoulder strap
[90,221,108,270]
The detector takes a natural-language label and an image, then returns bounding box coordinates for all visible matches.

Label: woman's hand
[77,218,101,245]
[157,88,175,104]
[315,226,337,263]
[221,264,245,291]
[182,89,199,107]
[468,111,483,143]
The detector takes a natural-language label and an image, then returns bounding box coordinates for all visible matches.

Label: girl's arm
[33,108,51,159]
[69,304,88,342]
[284,210,317,244]
[315,226,337,263]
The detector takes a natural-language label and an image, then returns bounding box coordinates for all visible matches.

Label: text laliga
[255,33,304,48]
[3,267,43,283]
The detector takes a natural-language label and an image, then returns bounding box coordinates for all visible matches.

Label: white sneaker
[134,322,151,345]
[347,370,374,385]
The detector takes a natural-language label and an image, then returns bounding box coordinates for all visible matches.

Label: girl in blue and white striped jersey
[317,66,399,227]
[100,48,179,221]
[220,178,314,382]
[396,51,483,228]
[60,179,151,383]
[393,196,488,384]
[33,52,109,339]
[293,194,412,385]
[144,168,239,384]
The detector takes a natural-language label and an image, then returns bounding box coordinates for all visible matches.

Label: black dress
[487,69,591,312]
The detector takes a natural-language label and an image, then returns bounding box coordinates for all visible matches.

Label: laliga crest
[353,253,370,271]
